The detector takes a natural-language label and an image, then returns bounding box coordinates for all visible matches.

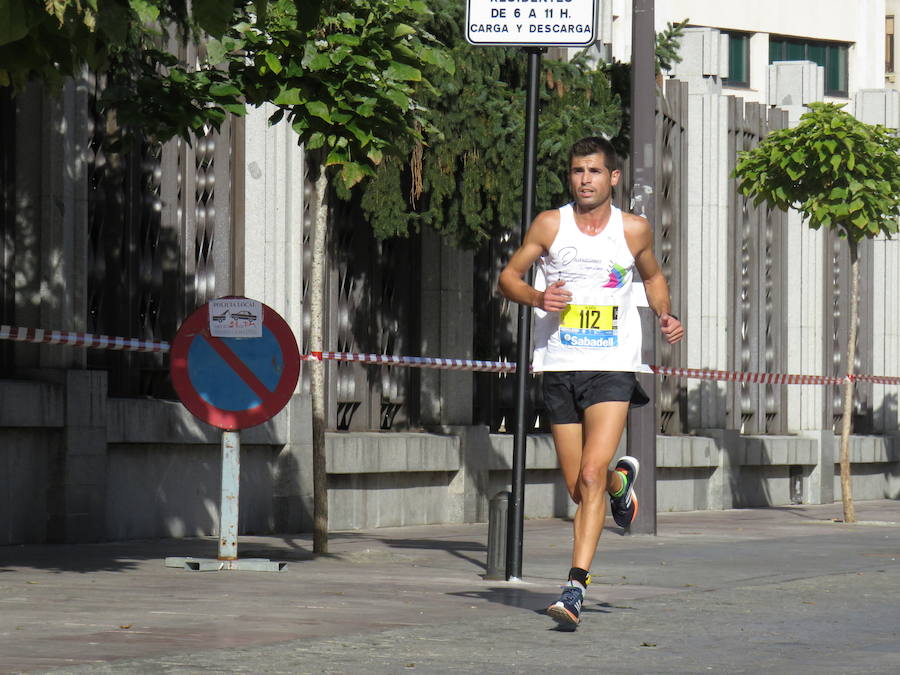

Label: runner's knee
[578,463,608,496]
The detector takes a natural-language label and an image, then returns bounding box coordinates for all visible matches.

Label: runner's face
[569,152,620,210]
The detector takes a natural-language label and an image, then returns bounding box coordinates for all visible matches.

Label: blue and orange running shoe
[547,584,585,627]
[610,455,640,529]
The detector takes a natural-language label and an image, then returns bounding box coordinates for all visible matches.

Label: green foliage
[2,0,449,193]
[6,0,633,244]
[358,0,622,247]
[656,18,688,74]
[224,0,453,190]
[0,0,255,142]
[734,102,900,242]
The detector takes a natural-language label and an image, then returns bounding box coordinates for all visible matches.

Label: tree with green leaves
[0,0,255,142]
[357,0,623,248]
[226,0,453,555]
[4,0,454,554]
[354,6,694,248]
[224,0,452,189]
[3,0,451,185]
[656,18,688,76]
[734,102,900,523]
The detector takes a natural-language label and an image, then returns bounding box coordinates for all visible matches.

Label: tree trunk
[838,239,859,524]
[310,169,329,553]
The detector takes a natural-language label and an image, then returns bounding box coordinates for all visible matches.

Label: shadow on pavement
[0,536,320,574]
[447,586,616,634]
[379,537,488,571]
[0,531,487,575]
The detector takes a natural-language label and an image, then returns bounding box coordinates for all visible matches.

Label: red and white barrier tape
[0,325,170,353]
[302,351,512,373]
[3,324,900,385]
[647,365,849,386]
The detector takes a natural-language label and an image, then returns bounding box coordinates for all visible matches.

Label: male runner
[498,136,684,628]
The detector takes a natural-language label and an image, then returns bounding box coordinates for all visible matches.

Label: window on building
[769,36,849,97]
[723,31,751,88]
[888,16,895,74]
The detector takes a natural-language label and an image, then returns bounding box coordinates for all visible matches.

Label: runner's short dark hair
[568,136,618,172]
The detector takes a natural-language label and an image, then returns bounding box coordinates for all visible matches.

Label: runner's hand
[659,313,684,344]
[540,280,572,312]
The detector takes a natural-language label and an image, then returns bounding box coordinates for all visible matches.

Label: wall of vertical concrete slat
[3,39,900,542]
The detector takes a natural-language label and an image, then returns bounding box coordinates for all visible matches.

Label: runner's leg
[570,401,629,571]
[551,423,584,504]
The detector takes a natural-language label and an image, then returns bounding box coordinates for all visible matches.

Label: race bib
[558,304,619,348]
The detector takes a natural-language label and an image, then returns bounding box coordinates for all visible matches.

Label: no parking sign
[170,298,300,430]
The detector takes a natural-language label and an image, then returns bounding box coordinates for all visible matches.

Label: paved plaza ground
[2,500,899,674]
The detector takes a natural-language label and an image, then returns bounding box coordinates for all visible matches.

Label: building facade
[1,1,899,545]
[604,0,887,103]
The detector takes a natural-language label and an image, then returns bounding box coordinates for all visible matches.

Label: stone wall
[4,375,898,543]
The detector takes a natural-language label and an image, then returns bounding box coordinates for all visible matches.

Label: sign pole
[166,298,298,572]
[507,46,543,581]
[218,430,240,560]
[626,0,658,535]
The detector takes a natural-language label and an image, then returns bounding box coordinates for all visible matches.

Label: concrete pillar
[668,30,733,430]
[53,370,108,543]
[13,79,89,371]
[0,381,64,544]
[769,61,830,435]
[803,430,836,504]
[684,92,730,429]
[887,434,900,499]
[702,428,742,509]
[273,393,314,532]
[870,232,900,433]
[240,106,309,531]
[41,76,90,369]
[419,228,474,426]
[669,27,729,93]
[748,32,770,104]
[852,89,900,434]
[239,103,306,340]
[444,425,492,523]
[768,61,824,109]
[783,211,829,433]
[853,89,900,126]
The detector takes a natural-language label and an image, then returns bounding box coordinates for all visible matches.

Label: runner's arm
[498,211,571,312]
[625,214,684,344]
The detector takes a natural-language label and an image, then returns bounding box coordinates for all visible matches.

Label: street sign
[170,299,300,430]
[209,297,263,338]
[465,0,597,47]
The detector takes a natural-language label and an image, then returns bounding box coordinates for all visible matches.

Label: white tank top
[532,203,642,372]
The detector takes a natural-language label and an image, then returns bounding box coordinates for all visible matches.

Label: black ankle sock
[568,567,590,587]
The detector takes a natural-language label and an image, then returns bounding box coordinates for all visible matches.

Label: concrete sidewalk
[2,500,900,674]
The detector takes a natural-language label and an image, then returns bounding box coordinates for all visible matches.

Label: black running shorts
[542,371,650,425]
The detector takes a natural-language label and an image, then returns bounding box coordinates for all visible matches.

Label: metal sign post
[219,430,240,560]
[506,46,542,582]
[626,0,658,535]
[166,298,300,572]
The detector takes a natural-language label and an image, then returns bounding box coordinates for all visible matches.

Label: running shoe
[547,584,584,627]
[609,455,640,528]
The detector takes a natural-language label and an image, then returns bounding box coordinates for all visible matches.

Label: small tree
[219,0,453,553]
[734,102,900,522]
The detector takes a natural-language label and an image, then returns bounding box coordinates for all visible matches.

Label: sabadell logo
[561,332,617,348]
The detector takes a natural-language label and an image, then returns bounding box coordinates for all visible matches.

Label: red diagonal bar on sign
[200,333,273,401]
